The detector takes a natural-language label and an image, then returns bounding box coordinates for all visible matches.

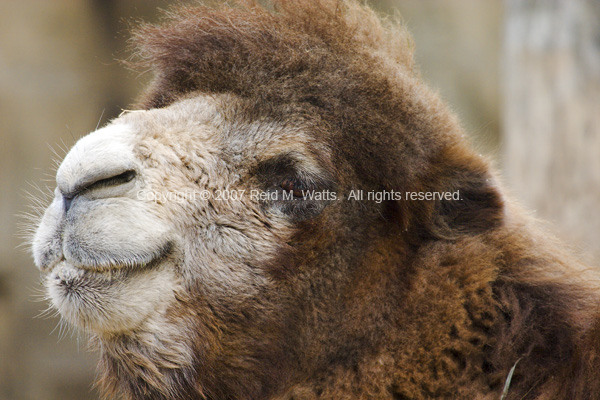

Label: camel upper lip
[45,241,173,275]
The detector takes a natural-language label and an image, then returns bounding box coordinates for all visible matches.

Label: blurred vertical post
[503,0,600,263]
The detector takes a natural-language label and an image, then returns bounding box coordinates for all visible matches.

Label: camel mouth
[42,239,175,275]
[48,256,164,295]
[51,257,160,282]
[46,241,174,295]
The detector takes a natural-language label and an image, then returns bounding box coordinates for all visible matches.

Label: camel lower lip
[50,258,162,288]
[52,261,130,284]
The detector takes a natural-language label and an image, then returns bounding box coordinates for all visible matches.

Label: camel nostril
[61,169,137,212]
[85,169,136,192]
[63,195,74,213]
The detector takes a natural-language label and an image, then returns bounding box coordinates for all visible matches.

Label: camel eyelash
[279,177,308,198]
[255,154,333,190]
[251,154,335,220]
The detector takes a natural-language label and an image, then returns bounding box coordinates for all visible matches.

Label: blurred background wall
[0,1,596,399]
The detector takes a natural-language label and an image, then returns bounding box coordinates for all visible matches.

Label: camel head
[31,1,510,399]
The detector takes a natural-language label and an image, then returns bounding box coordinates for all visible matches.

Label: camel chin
[45,260,177,334]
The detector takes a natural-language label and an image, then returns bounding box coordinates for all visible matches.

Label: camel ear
[401,164,505,241]
[433,170,504,237]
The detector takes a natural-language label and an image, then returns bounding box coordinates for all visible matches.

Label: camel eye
[280,178,305,198]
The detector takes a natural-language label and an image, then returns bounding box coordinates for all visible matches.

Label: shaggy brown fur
[95,1,600,398]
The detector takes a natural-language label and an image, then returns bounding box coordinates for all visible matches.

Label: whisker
[96,108,106,131]
[65,124,76,143]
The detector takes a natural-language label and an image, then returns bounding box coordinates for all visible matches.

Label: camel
[32,1,600,399]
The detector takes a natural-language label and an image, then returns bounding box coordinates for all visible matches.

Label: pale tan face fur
[33,94,329,337]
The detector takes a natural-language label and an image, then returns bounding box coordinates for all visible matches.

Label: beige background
[0,1,595,399]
